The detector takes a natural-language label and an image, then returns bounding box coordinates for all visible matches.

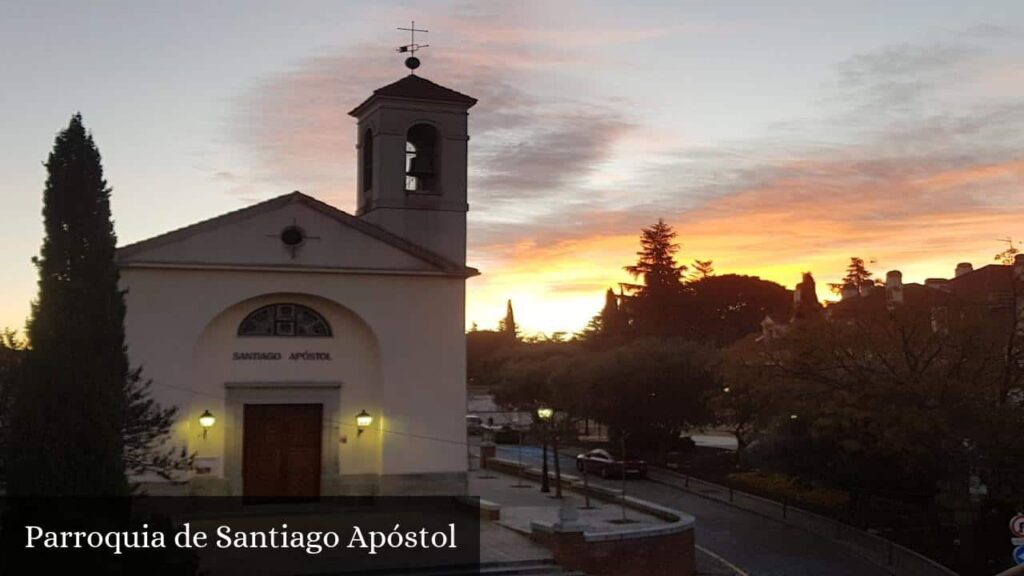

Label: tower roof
[349,74,477,116]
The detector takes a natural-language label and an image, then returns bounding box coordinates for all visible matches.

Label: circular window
[280,226,305,247]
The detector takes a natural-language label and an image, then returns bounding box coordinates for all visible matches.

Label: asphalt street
[494,443,890,576]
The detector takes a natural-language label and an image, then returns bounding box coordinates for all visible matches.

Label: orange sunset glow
[2,3,1024,337]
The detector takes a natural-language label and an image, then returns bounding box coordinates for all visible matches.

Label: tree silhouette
[8,114,129,497]
[994,237,1021,265]
[622,220,687,337]
[497,299,519,344]
[829,256,875,294]
[690,259,715,281]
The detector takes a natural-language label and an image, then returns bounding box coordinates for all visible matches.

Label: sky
[1,0,1023,336]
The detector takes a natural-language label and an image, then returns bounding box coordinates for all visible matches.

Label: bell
[407,155,435,179]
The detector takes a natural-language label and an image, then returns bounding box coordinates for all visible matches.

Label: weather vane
[397,20,429,73]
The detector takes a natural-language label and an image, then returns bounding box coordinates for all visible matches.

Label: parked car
[466,414,483,435]
[575,448,648,478]
[481,423,521,444]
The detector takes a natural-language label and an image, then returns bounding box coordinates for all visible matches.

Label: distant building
[759,255,1024,341]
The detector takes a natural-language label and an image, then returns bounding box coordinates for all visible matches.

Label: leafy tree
[712,335,783,466]
[994,237,1021,265]
[492,353,565,411]
[468,301,525,386]
[741,284,1024,571]
[467,328,511,386]
[571,339,717,455]
[0,330,25,486]
[687,274,792,346]
[123,369,192,482]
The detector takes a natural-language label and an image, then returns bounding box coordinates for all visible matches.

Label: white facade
[117,75,478,496]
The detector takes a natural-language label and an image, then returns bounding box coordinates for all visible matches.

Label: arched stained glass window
[238,304,332,337]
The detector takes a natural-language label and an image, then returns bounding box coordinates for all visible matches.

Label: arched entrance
[190,293,381,496]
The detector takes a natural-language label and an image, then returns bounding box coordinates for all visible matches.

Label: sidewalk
[469,467,667,535]
[469,459,742,576]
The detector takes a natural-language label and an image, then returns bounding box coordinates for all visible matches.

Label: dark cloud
[229,21,1024,294]
[472,108,636,200]
[230,16,636,211]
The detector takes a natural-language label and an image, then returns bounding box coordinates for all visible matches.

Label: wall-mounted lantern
[198,410,216,439]
[356,409,373,436]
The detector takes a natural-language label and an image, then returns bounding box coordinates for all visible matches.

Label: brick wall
[533,528,695,576]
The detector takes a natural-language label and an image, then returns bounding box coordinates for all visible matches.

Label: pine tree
[690,259,715,281]
[624,219,686,292]
[623,219,687,337]
[8,114,129,496]
[829,256,875,294]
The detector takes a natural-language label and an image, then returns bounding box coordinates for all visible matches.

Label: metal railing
[652,469,959,576]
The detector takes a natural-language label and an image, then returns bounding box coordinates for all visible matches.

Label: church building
[116,71,478,497]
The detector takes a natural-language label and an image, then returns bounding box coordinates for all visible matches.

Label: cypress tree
[502,299,518,344]
[8,114,128,496]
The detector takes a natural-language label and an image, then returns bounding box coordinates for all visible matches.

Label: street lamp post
[537,406,553,493]
[620,432,629,522]
[548,410,563,498]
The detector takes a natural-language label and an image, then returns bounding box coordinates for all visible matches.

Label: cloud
[228,16,1024,333]
[229,3,648,215]
[467,32,1024,332]
[473,108,636,200]
[834,42,982,108]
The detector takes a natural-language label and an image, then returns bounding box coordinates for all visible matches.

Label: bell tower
[349,71,476,265]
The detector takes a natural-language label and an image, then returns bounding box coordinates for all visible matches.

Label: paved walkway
[480,520,552,564]
[470,451,744,576]
[491,443,890,576]
[469,468,666,536]
[469,467,556,564]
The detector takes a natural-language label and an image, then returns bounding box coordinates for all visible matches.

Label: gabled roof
[349,74,477,116]
[116,191,478,277]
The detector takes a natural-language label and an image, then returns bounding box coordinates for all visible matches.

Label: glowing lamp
[536,406,553,421]
[198,410,215,438]
[356,409,373,436]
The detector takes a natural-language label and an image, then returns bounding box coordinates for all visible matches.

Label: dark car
[482,424,522,444]
[575,448,648,478]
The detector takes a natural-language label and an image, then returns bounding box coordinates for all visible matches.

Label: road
[493,443,889,576]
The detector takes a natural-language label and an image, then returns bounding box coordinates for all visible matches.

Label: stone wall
[534,528,694,576]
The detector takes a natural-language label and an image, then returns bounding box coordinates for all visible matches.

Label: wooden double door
[243,403,323,498]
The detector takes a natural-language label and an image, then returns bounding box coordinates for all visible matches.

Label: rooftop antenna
[397,21,429,74]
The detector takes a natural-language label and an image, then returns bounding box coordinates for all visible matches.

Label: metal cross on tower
[397,21,429,72]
